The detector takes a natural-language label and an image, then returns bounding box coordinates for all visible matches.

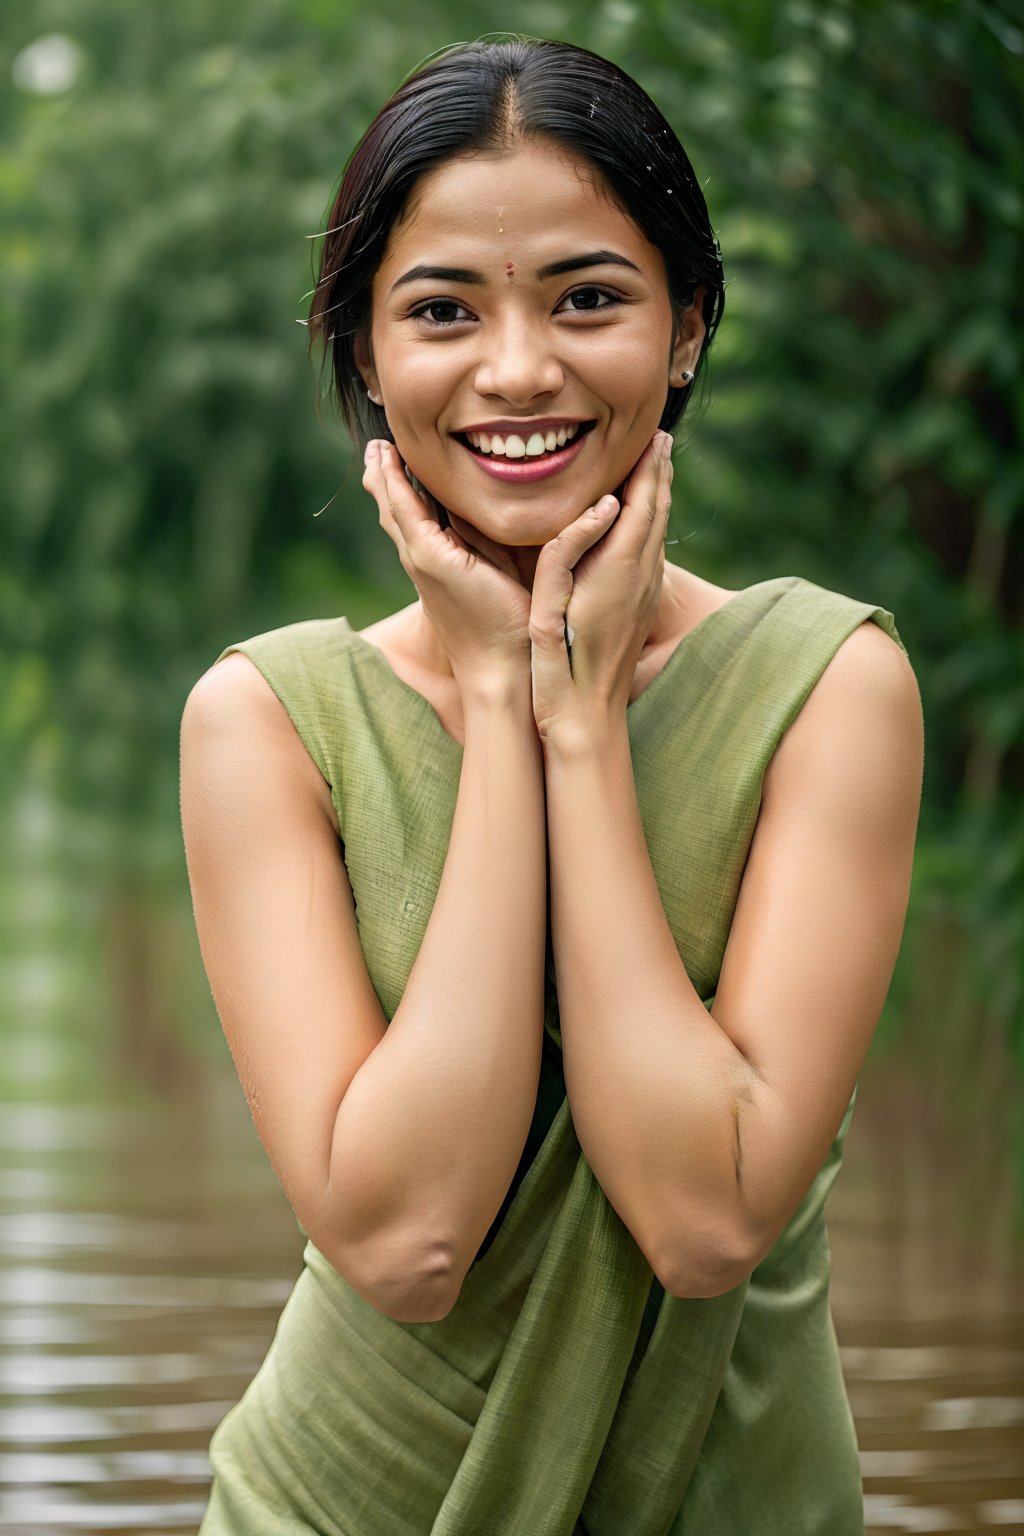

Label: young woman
[180,37,923,1536]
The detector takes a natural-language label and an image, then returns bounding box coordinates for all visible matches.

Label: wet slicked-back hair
[307,38,725,448]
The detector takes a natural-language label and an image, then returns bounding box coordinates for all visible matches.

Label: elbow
[650,1215,758,1301]
[655,1254,750,1302]
[369,1273,462,1325]
[322,1226,464,1324]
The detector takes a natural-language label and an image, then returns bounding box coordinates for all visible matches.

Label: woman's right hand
[362,439,532,694]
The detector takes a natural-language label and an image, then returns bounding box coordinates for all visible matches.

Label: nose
[472,311,565,405]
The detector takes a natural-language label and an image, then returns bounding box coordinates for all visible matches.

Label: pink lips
[459,430,590,483]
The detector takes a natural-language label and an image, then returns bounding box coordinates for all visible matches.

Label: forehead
[376,140,657,276]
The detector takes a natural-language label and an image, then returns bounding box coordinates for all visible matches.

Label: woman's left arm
[536,452,924,1301]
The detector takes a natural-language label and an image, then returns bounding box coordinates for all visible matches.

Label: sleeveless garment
[198,574,907,1535]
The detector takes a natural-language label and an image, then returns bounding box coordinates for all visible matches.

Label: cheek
[583,327,669,407]
[383,417,456,506]
[376,338,454,423]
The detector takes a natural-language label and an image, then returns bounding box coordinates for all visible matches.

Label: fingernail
[659,432,673,461]
[597,494,618,513]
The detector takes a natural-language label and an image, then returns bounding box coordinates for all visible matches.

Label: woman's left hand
[530,429,674,753]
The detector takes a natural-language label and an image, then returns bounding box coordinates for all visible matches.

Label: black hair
[307,37,725,449]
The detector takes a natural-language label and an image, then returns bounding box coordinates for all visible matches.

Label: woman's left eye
[559,286,619,313]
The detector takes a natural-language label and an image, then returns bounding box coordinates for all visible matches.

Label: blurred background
[2,0,1022,1531]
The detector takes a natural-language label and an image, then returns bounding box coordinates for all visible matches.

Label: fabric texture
[198,573,904,1535]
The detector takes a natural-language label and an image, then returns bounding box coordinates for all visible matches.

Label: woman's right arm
[180,649,546,1324]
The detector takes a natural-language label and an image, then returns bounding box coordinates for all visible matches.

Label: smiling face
[355,138,705,551]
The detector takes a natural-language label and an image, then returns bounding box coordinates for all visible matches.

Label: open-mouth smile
[453,420,597,483]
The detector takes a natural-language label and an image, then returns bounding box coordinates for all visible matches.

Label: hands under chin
[528,430,675,754]
[363,431,674,738]
[362,439,539,698]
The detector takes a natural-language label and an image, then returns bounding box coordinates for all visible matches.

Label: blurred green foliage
[2,0,1022,1210]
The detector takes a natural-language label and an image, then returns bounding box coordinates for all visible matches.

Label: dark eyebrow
[390,265,486,293]
[537,250,642,279]
[390,250,641,294]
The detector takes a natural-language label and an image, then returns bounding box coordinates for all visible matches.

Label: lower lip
[456,431,590,483]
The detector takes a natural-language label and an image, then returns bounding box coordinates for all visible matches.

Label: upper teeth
[465,424,580,457]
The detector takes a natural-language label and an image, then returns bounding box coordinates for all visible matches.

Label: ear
[668,283,709,388]
[353,328,383,405]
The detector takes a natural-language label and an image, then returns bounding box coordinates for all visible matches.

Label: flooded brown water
[1,1063,1022,1535]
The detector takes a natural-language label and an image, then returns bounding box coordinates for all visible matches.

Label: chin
[456,496,583,548]
[408,467,575,543]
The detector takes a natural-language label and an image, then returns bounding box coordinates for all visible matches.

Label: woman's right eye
[411,299,473,327]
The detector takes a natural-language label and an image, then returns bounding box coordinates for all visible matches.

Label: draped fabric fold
[199,575,904,1535]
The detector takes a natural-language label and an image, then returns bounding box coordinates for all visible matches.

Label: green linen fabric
[198,574,906,1536]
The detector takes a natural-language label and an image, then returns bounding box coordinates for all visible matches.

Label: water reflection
[1,1071,1021,1534]
[0,1076,302,1534]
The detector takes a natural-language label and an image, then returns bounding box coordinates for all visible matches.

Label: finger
[658,439,674,541]
[625,430,670,533]
[534,493,621,583]
[566,432,664,573]
[619,431,673,571]
[364,441,443,558]
[362,441,413,573]
[363,442,447,585]
[364,441,456,584]
[530,494,620,656]
[660,447,674,539]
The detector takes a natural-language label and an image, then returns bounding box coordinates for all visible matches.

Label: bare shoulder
[182,651,338,834]
[765,615,924,811]
[187,648,279,711]
[804,617,921,735]
[817,613,918,691]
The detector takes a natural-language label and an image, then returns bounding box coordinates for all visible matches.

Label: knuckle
[528,617,561,646]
